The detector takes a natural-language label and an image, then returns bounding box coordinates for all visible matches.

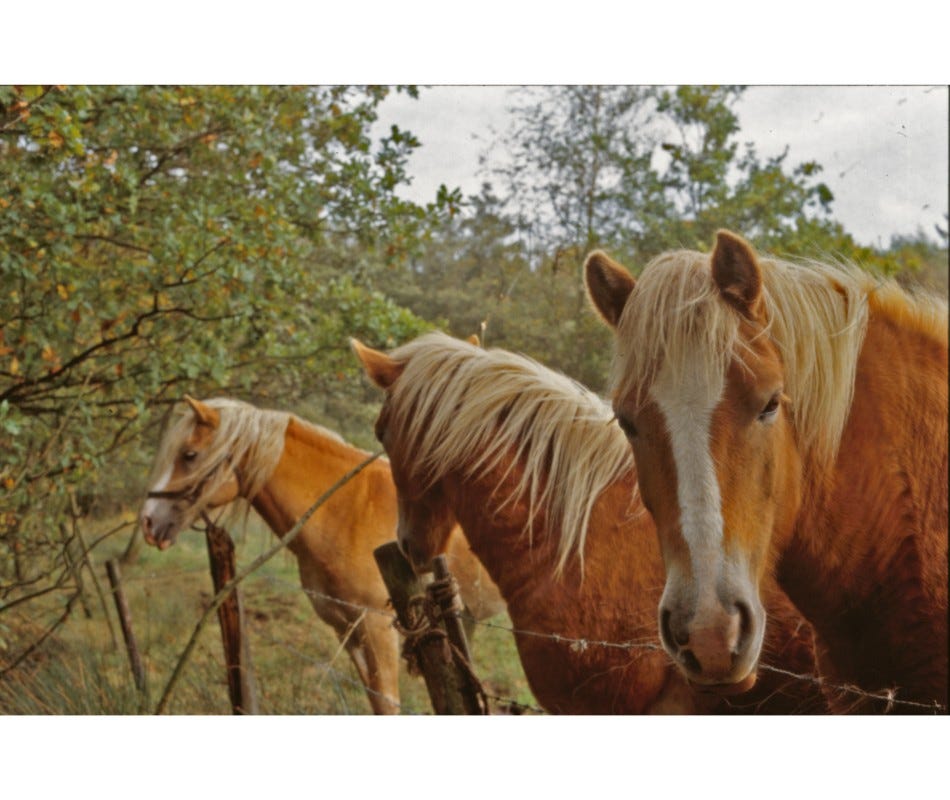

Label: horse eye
[182,450,198,462]
[616,415,638,439]
[758,394,781,421]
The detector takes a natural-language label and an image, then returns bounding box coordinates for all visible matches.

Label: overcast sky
[373,85,948,248]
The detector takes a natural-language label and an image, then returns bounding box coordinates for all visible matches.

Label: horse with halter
[585,230,947,712]
[354,332,827,713]
[140,396,504,714]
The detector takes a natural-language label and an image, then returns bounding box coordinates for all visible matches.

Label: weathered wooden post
[431,555,474,663]
[204,521,259,715]
[105,558,146,694]
[374,541,486,715]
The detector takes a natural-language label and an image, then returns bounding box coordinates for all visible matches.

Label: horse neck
[445,455,661,640]
[795,309,948,566]
[250,417,376,536]
[786,309,948,697]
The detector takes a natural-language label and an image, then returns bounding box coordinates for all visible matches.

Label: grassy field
[0,514,537,715]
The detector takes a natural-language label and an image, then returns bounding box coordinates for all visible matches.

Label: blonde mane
[150,398,292,508]
[385,332,635,573]
[612,249,948,465]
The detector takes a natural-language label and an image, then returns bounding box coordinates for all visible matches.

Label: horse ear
[466,334,480,347]
[584,251,636,328]
[711,230,764,319]
[350,339,405,390]
[183,395,219,429]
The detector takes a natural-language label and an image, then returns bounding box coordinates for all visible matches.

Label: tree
[650,86,842,256]
[491,85,664,266]
[378,183,616,390]
[0,85,436,660]
[490,85,873,266]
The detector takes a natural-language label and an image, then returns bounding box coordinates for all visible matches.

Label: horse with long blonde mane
[585,230,947,712]
[354,332,827,713]
[139,396,503,714]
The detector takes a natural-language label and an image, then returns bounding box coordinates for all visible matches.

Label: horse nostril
[681,649,702,675]
[660,609,675,649]
[660,608,690,649]
[734,600,752,653]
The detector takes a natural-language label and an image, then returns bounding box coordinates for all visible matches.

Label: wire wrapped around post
[374,542,488,714]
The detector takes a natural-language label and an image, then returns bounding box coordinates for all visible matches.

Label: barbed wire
[93,542,945,715]
[755,662,946,714]
[75,559,946,715]
[242,571,947,714]
[249,573,542,714]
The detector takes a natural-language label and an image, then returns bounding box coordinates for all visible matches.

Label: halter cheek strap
[146,456,244,504]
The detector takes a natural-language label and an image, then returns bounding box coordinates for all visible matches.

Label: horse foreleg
[344,613,401,715]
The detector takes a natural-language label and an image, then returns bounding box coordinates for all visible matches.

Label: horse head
[140,396,243,549]
[585,230,803,692]
[351,339,458,573]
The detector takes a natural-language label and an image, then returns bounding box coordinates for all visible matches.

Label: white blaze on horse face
[650,359,726,606]
[142,463,173,520]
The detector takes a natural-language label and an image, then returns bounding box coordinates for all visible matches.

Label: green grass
[0,514,536,715]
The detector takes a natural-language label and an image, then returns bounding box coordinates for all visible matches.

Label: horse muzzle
[140,510,181,550]
[659,589,765,690]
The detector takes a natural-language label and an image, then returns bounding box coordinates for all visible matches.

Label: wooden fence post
[374,541,486,715]
[105,558,146,695]
[431,555,474,664]
[204,522,259,715]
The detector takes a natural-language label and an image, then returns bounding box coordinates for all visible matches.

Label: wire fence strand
[241,572,946,714]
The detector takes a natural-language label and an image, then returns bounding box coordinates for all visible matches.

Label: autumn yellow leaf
[41,345,56,362]
[0,198,9,209]
[56,283,69,300]
[10,357,19,375]
[3,478,14,491]
[49,131,65,149]
[104,149,118,166]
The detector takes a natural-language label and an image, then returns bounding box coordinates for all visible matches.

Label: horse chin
[398,539,435,575]
[144,519,183,551]
[689,670,758,696]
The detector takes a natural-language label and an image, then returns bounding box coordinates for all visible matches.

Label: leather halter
[146,455,243,506]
